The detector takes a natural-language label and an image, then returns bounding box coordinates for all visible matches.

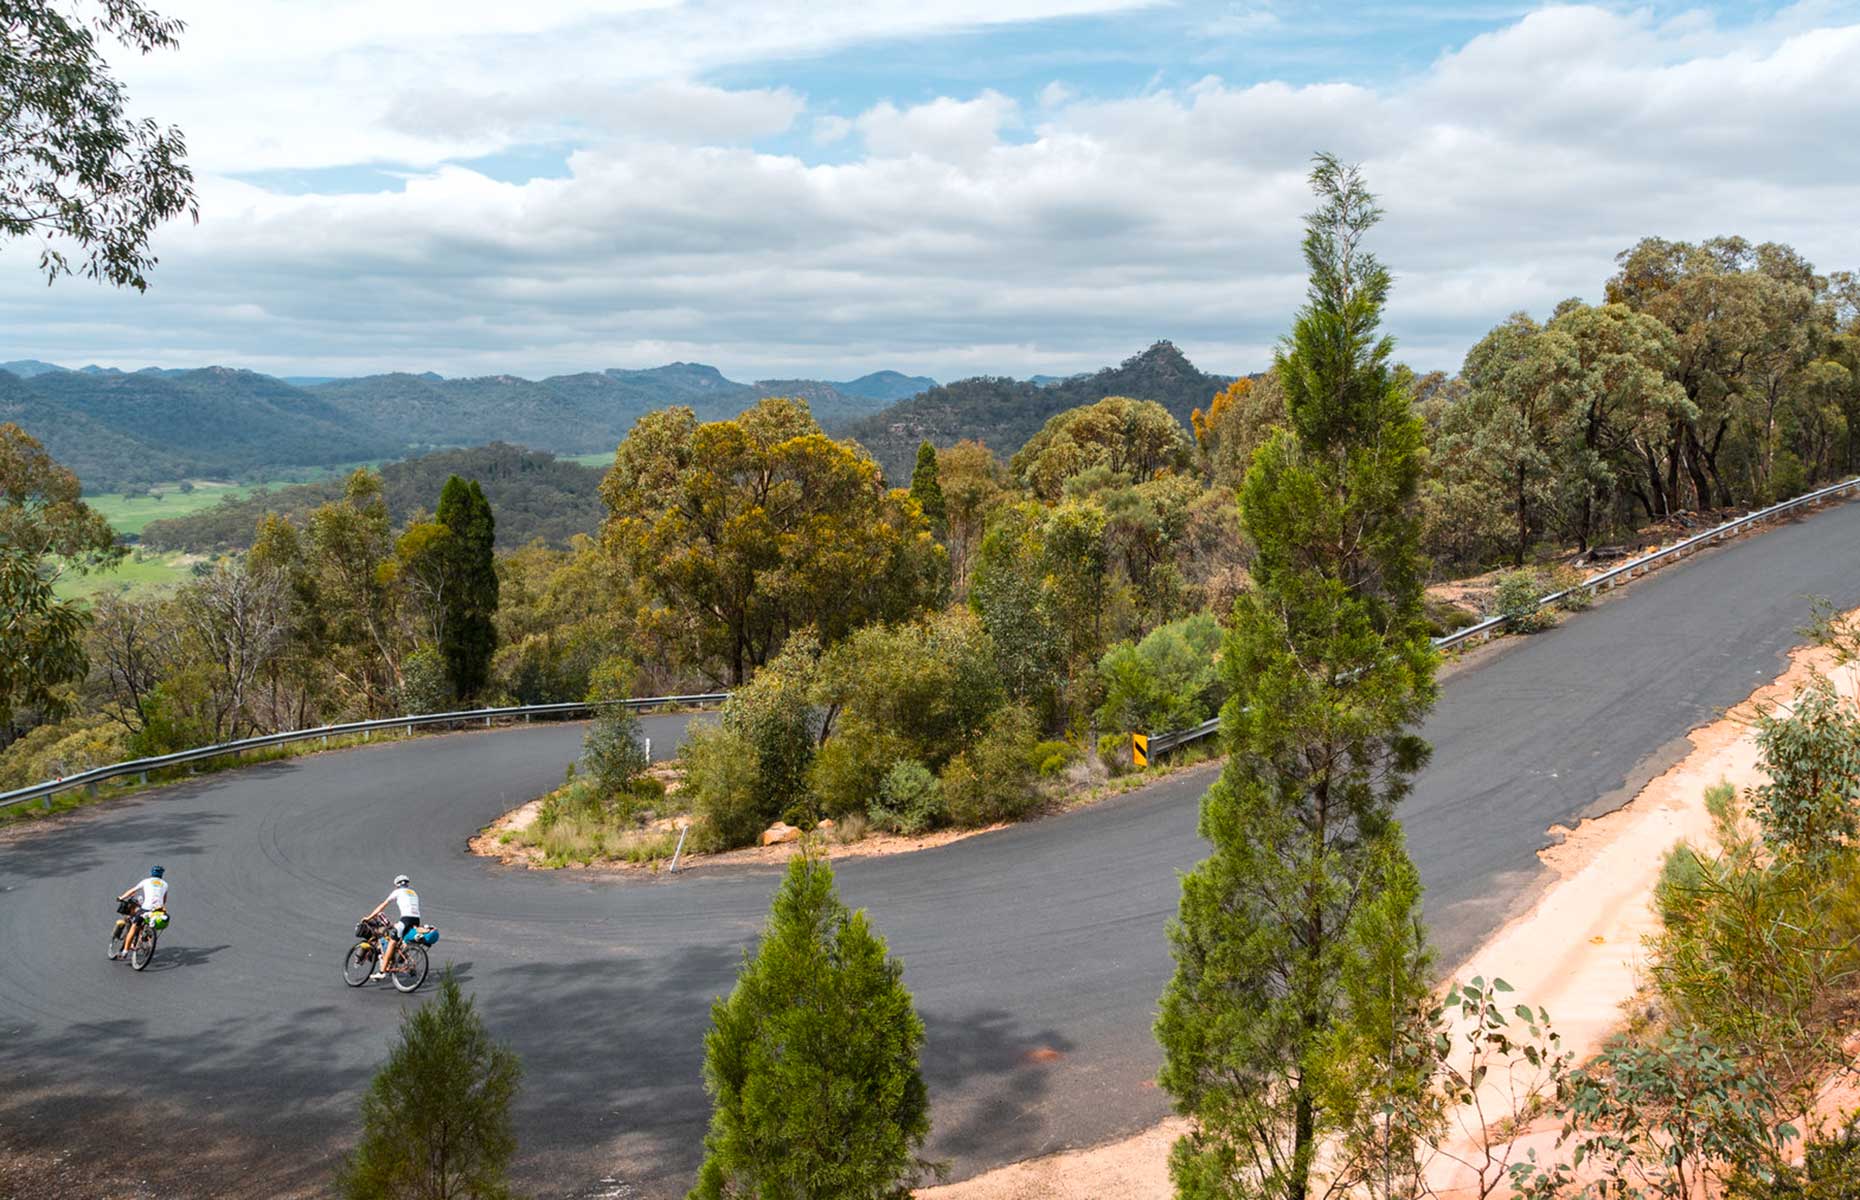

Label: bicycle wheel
[391,943,428,993]
[108,920,127,959]
[130,928,157,971]
[343,943,376,987]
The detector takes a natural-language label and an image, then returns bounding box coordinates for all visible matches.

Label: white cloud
[4,4,1858,383]
[856,91,1020,163]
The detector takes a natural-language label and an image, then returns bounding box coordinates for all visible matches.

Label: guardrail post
[138,771,147,785]
[87,782,98,799]
[485,715,492,727]
[406,724,413,737]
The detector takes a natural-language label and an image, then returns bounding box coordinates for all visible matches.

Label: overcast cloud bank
[2,2,1854,382]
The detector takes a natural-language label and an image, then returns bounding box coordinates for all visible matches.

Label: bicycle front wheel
[130,929,157,971]
[108,920,127,959]
[391,943,428,993]
[342,943,376,987]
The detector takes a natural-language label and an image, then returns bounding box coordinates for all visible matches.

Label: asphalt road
[4,502,1859,1199]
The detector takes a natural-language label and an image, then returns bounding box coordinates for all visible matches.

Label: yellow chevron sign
[1131,733,1149,768]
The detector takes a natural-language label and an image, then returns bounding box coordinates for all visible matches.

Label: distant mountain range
[0,358,938,492]
[838,341,1233,479]
[2,344,1234,494]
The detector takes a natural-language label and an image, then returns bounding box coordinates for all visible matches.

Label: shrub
[942,706,1042,826]
[1097,731,1133,777]
[1493,569,1550,633]
[684,725,771,853]
[1028,739,1077,777]
[808,716,910,821]
[335,971,522,1200]
[812,609,1005,772]
[868,761,944,836]
[721,634,824,825]
[1423,597,1482,638]
[1748,675,1860,862]
[397,644,454,715]
[1549,563,1594,611]
[1094,612,1225,735]
[0,713,128,790]
[582,710,648,797]
[692,854,933,1199]
[1729,1122,1860,1198]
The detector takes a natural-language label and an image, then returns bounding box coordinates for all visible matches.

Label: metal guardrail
[0,693,728,811]
[1144,474,1860,757]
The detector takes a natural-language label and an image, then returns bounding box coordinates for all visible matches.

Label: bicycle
[342,915,430,993]
[109,898,165,971]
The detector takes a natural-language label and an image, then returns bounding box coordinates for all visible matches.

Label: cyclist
[112,865,169,960]
[361,873,421,980]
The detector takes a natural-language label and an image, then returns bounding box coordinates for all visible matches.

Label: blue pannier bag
[417,926,439,946]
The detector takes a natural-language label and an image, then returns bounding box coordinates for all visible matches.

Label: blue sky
[3,1,1856,381]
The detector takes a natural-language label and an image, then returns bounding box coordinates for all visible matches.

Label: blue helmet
[149,865,165,878]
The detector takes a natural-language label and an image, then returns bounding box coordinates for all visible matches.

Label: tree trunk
[1514,462,1529,568]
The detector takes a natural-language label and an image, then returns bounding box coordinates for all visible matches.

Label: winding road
[4,501,1859,1199]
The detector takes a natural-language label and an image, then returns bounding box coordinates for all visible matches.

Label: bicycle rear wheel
[343,943,376,987]
[130,929,157,971]
[391,943,428,993]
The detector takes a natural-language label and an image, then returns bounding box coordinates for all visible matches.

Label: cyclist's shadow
[142,944,231,972]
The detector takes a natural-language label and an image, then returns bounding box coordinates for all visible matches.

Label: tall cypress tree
[1154,155,1438,1200]
[691,853,934,1199]
[908,440,947,535]
[435,475,498,700]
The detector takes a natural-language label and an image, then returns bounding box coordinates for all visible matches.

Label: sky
[2,0,1856,382]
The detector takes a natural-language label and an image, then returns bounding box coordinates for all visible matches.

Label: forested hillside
[0,360,923,492]
[137,443,605,551]
[838,340,1233,479]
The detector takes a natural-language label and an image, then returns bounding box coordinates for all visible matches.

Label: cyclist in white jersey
[362,874,422,979]
[112,865,169,960]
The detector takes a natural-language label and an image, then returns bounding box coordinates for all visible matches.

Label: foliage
[435,476,499,700]
[1097,730,1133,775]
[1419,976,1571,1200]
[582,712,648,799]
[601,397,944,684]
[813,608,1006,772]
[691,853,934,1199]
[1191,373,1288,491]
[867,760,944,836]
[1748,674,1860,862]
[1651,780,1860,1094]
[1009,394,1193,501]
[335,970,522,1200]
[1727,1122,1860,1199]
[1513,1028,1795,1200]
[1155,154,1438,1200]
[840,340,1227,483]
[0,711,125,789]
[940,704,1042,827]
[396,644,452,716]
[808,714,912,822]
[0,0,197,290]
[0,426,123,739]
[141,444,607,553]
[908,440,947,534]
[683,725,768,854]
[935,440,1006,594]
[1095,612,1225,735]
[1494,569,1551,633]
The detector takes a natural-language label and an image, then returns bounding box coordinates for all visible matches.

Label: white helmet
[393,874,411,888]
